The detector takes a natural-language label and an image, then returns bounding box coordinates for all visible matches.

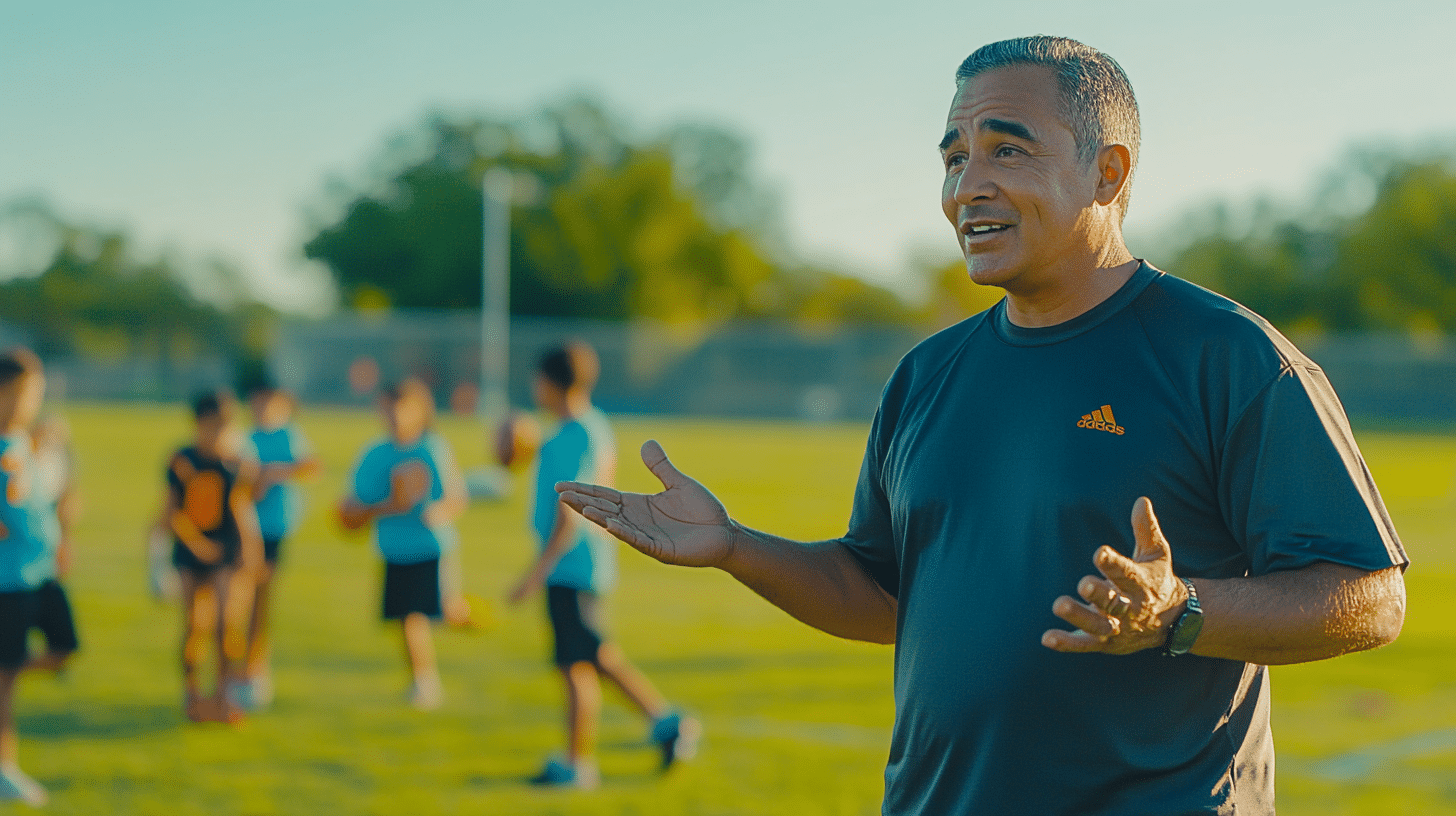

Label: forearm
[1190,563,1405,665]
[722,522,897,645]
[231,492,264,566]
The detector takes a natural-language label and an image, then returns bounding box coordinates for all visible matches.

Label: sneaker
[407,676,443,711]
[650,711,702,771]
[229,676,274,712]
[528,756,599,790]
[0,764,48,807]
[250,674,274,709]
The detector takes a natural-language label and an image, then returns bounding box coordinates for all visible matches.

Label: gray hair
[956,36,1140,219]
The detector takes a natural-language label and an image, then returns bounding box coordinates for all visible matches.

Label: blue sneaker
[529,756,599,789]
[650,711,702,771]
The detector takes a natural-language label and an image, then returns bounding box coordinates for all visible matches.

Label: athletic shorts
[382,558,442,620]
[263,536,285,564]
[34,579,80,655]
[0,589,39,670]
[546,585,606,668]
[172,537,240,577]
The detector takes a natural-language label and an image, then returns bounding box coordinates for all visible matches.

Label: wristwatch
[1163,577,1203,657]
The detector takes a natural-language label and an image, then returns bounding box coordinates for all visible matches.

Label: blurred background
[3,2,1456,814]
[3,0,1455,424]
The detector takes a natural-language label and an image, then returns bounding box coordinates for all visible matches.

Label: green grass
[9,406,1456,814]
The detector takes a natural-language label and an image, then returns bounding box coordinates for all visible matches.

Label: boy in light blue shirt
[0,349,60,806]
[338,378,467,710]
[237,384,318,710]
[509,342,699,788]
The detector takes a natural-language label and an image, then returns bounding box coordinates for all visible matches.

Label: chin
[963,259,1017,289]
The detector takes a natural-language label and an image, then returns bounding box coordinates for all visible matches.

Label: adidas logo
[1077,404,1125,435]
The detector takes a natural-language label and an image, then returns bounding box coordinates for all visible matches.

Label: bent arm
[1190,562,1404,665]
[723,524,898,644]
[509,503,578,603]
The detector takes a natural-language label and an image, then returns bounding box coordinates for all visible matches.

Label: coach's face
[940,64,1107,292]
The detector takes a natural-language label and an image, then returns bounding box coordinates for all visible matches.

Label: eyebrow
[980,118,1038,144]
[939,118,1040,153]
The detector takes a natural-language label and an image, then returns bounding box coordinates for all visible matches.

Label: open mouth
[967,224,1011,235]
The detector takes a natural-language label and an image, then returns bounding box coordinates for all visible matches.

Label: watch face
[1169,610,1205,655]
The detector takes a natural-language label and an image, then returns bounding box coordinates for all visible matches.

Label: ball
[494,411,542,470]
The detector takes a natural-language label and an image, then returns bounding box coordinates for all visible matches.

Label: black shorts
[34,579,79,655]
[263,536,285,563]
[172,537,240,576]
[382,558,442,620]
[546,585,606,667]
[0,589,39,670]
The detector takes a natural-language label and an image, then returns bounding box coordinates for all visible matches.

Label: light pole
[480,166,512,423]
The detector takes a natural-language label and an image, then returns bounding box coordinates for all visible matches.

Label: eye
[943,152,966,170]
[994,145,1021,159]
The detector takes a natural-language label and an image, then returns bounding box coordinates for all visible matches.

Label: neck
[556,393,592,420]
[1002,240,1138,328]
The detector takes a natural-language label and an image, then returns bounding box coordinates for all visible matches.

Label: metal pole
[480,167,512,423]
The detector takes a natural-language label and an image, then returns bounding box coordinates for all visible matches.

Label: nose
[950,152,996,206]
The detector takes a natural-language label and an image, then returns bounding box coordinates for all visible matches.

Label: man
[558,36,1406,815]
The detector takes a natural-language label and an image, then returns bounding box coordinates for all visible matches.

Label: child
[337,378,467,710]
[28,414,82,675]
[164,390,264,723]
[508,342,699,789]
[0,349,59,805]
[238,384,318,710]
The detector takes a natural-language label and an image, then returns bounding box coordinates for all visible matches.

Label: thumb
[1131,496,1172,564]
[640,440,687,490]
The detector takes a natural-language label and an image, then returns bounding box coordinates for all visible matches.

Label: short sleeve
[351,447,386,505]
[288,427,314,461]
[1219,363,1407,576]
[840,409,900,598]
[540,424,591,486]
[165,454,185,499]
[424,435,455,501]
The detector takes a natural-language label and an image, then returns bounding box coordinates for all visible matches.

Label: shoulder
[421,433,455,464]
[1132,268,1313,382]
[878,309,992,416]
[354,438,393,469]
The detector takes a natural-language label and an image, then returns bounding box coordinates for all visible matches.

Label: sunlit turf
[9,406,1456,814]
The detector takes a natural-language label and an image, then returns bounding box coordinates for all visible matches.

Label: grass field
[9,404,1456,815]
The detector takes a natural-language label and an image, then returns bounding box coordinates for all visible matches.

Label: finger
[1041,627,1113,653]
[557,489,621,516]
[555,481,619,501]
[591,510,658,555]
[577,504,639,542]
[1131,496,1172,564]
[1071,574,1124,612]
[1093,545,1145,596]
[640,440,687,490]
[1051,595,1118,639]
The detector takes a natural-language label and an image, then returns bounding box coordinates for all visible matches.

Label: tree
[304,99,915,326]
[0,199,268,368]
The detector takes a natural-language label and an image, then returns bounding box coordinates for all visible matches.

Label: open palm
[556,440,733,568]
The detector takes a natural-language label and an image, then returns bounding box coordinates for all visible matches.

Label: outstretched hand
[1042,497,1189,655]
[556,440,734,568]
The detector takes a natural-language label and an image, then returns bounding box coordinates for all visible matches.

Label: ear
[1093,143,1132,208]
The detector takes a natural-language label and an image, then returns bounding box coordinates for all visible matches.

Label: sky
[3,0,1455,311]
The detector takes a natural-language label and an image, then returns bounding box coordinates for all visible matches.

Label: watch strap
[1163,577,1203,657]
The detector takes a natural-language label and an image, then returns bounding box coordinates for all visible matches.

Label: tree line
[1,96,1453,374]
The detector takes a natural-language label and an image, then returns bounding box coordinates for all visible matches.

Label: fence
[11,310,1456,427]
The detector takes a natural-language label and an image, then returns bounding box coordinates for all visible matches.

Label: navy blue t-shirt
[842,262,1406,815]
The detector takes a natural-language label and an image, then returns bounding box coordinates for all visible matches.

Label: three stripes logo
[1077,404,1125,435]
